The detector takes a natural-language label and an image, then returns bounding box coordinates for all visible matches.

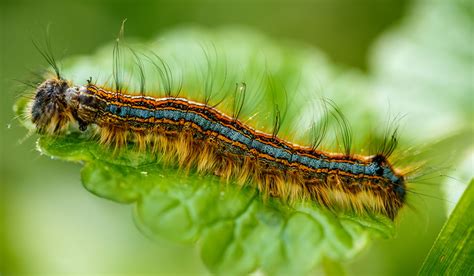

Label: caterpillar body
[29,74,406,219]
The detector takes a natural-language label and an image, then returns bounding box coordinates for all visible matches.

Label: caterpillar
[26,28,408,220]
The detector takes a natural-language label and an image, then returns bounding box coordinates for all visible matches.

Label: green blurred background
[1,0,471,275]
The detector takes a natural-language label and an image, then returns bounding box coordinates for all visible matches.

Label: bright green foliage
[19,123,392,274]
[14,0,473,271]
[419,179,474,275]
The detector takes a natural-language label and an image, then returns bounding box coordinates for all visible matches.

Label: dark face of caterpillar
[31,78,75,134]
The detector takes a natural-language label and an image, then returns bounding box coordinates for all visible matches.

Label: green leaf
[31,131,394,275]
[419,179,474,275]
[15,28,398,274]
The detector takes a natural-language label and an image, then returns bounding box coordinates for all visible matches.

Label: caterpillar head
[31,78,78,134]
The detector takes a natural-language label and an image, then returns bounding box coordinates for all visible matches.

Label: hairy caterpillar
[26,27,409,220]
